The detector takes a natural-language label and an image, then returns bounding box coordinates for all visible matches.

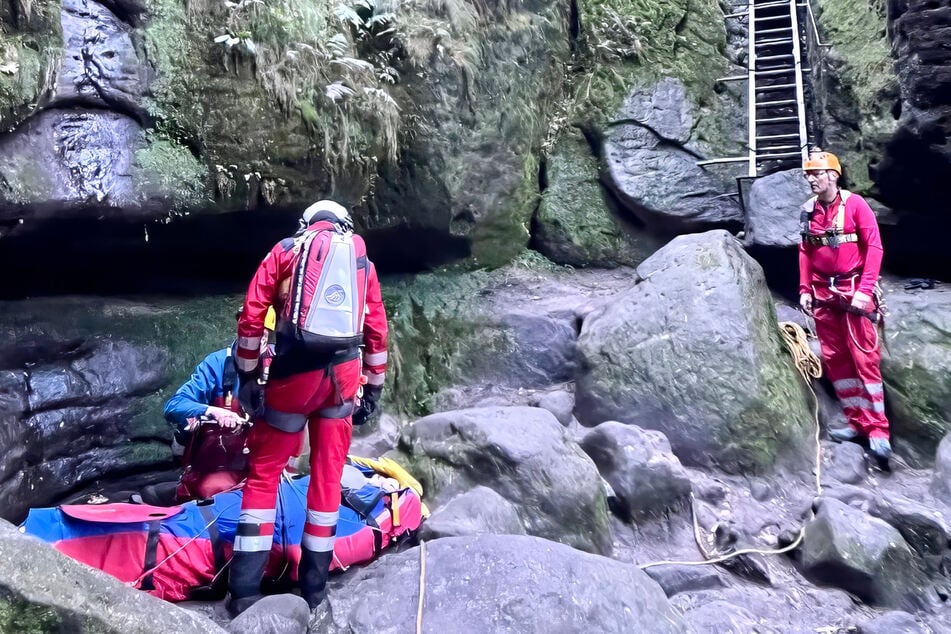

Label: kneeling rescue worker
[798,151,891,467]
[227,200,388,615]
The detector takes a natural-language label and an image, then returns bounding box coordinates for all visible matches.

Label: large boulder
[603,78,743,233]
[418,485,526,542]
[579,422,692,519]
[799,498,935,610]
[575,230,813,473]
[390,406,611,554]
[880,281,951,463]
[743,169,813,247]
[316,534,686,633]
[0,520,223,633]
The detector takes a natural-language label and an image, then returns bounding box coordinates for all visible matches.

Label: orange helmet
[802,152,841,175]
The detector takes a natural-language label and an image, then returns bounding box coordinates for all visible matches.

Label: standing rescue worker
[227,200,388,615]
[798,151,891,466]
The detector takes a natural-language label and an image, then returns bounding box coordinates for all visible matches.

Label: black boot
[298,549,334,610]
[226,550,269,618]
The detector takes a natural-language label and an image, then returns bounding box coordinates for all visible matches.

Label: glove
[352,386,382,426]
[238,379,266,420]
[799,293,813,315]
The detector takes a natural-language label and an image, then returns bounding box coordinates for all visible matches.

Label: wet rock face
[57,0,145,113]
[0,336,171,522]
[0,109,144,215]
[877,0,951,215]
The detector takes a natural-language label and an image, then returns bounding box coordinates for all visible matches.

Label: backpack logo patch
[324,284,346,306]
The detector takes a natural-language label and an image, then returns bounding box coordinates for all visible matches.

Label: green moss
[0,598,64,634]
[0,0,62,130]
[574,0,728,125]
[815,0,897,193]
[133,133,209,212]
[537,131,656,267]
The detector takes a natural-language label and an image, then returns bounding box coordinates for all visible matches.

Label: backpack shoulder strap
[800,196,818,239]
[223,346,237,401]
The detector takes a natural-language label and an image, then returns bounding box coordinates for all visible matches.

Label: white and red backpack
[284,223,369,354]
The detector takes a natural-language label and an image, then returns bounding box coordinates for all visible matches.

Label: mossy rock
[534,130,660,267]
[813,0,898,194]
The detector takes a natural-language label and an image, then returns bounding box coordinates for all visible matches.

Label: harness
[800,190,857,248]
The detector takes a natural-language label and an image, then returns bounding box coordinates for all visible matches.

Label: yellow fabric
[264,307,277,331]
[348,455,431,517]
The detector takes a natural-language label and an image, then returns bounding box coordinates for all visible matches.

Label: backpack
[176,418,250,501]
[285,225,368,354]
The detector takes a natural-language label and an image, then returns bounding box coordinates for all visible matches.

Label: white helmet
[301,199,352,229]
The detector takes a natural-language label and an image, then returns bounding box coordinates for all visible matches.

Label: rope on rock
[639,321,824,570]
[416,539,427,634]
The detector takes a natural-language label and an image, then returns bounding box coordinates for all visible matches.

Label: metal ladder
[699,0,813,177]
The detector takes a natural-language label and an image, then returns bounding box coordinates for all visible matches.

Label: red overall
[799,190,888,440]
[230,220,388,607]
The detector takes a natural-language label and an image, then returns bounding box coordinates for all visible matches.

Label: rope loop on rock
[638,321,824,570]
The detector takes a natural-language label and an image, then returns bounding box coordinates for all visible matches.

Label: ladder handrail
[747,1,758,177]
[789,0,810,165]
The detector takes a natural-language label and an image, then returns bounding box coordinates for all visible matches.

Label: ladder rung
[753,68,796,77]
[755,116,800,123]
[757,143,802,150]
[716,75,748,82]
[756,99,797,107]
[755,14,791,22]
[753,1,794,9]
[758,27,793,35]
[756,54,793,62]
[757,151,805,159]
[756,38,793,46]
[755,83,797,92]
[755,133,800,140]
[696,157,751,166]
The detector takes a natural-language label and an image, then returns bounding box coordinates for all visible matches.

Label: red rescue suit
[230,220,388,604]
[799,190,888,440]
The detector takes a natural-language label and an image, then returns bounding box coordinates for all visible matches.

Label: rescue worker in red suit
[227,200,388,616]
[798,151,891,466]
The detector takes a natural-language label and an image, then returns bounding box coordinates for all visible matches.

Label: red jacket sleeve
[798,242,812,296]
[236,241,295,373]
[361,261,388,391]
[852,196,884,296]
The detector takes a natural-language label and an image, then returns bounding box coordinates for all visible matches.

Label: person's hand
[851,291,872,312]
[352,385,382,426]
[205,405,243,429]
[799,293,813,315]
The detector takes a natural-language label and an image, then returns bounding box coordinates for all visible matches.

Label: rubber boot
[868,437,892,472]
[226,550,269,618]
[828,425,859,442]
[299,549,334,610]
